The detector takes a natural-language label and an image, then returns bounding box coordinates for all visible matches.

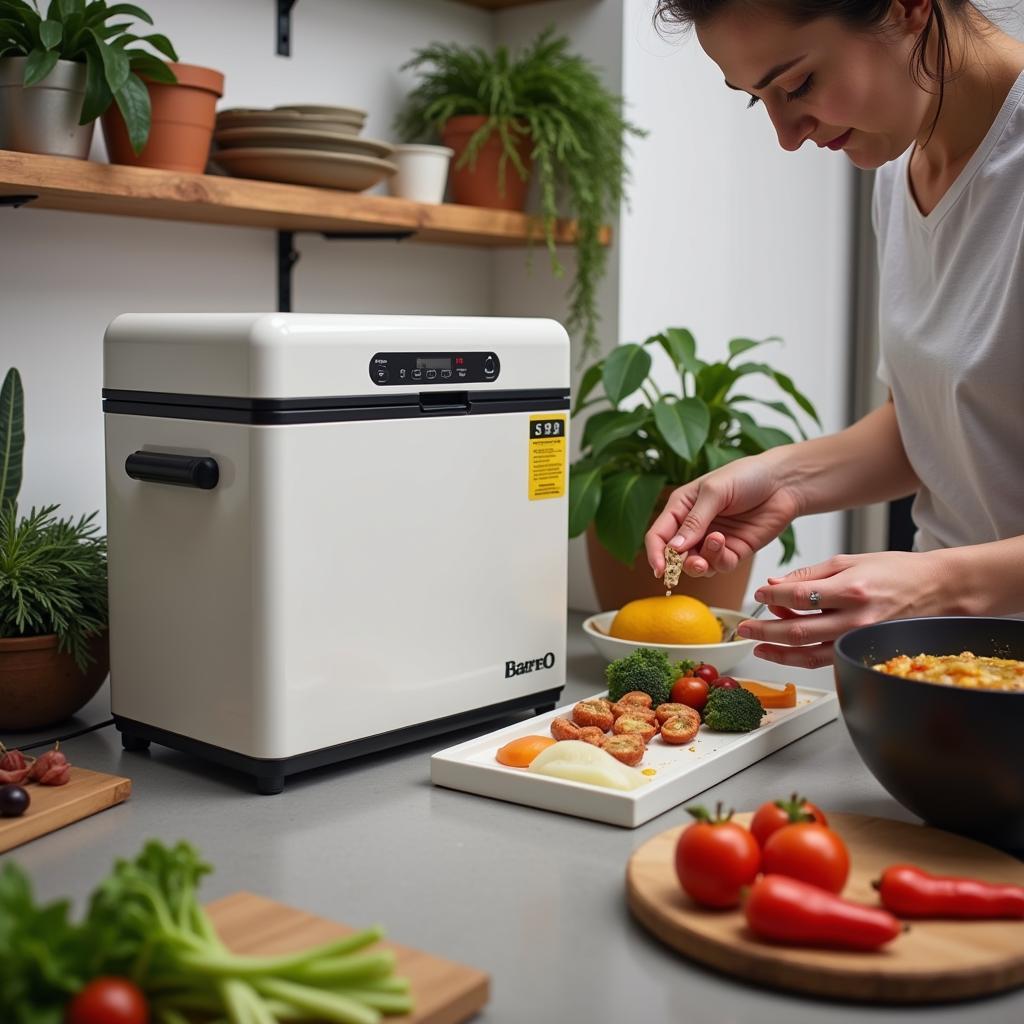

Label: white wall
[615,0,853,605]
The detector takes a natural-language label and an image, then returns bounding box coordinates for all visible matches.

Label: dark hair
[653,1,976,143]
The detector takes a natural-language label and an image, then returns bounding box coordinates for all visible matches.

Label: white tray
[431,685,839,827]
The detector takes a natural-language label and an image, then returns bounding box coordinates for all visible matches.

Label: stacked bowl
[211,105,396,191]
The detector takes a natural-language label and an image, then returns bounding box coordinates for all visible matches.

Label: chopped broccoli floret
[702,686,766,732]
[606,648,691,706]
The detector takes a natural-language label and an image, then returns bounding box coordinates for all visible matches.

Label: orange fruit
[495,735,558,768]
[608,595,722,645]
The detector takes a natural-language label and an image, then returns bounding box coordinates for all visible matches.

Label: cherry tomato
[669,676,709,711]
[711,675,740,690]
[762,822,850,894]
[694,662,719,684]
[675,803,761,908]
[750,794,828,849]
[66,977,149,1024]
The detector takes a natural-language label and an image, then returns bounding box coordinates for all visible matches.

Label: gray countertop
[6,612,1020,1022]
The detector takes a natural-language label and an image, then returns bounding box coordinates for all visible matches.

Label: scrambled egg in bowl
[873,651,1024,692]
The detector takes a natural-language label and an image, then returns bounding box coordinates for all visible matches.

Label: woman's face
[695,4,934,169]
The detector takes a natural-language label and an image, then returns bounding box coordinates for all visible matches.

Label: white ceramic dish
[431,685,838,827]
[215,108,363,134]
[214,126,393,160]
[212,148,396,191]
[582,608,757,674]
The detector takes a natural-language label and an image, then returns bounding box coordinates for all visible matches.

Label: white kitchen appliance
[103,313,569,793]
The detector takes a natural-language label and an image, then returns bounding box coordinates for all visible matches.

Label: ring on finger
[808,590,822,608]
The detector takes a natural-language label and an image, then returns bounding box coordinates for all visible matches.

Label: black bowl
[834,617,1024,852]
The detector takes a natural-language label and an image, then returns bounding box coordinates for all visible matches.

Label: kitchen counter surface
[7,611,1022,1023]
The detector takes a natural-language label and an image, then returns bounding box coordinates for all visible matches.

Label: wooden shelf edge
[0,151,610,248]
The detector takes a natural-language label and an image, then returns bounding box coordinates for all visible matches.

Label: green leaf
[0,368,24,511]
[568,465,602,537]
[79,47,112,122]
[727,335,780,363]
[112,69,149,153]
[572,360,604,415]
[580,408,618,450]
[779,523,797,564]
[86,2,153,26]
[88,27,129,92]
[734,410,794,452]
[729,394,808,440]
[594,470,666,565]
[652,396,710,462]
[22,46,59,85]
[38,18,61,48]
[703,442,746,471]
[694,361,738,405]
[125,50,174,82]
[602,343,650,406]
[587,407,650,458]
[772,369,821,427]
[57,0,86,17]
[663,327,704,376]
[138,29,175,60]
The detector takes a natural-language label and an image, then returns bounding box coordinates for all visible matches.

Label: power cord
[6,718,116,753]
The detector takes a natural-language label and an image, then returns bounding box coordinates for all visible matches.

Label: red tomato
[694,662,719,684]
[67,978,149,1024]
[750,795,829,849]
[669,676,709,711]
[675,804,761,908]
[762,822,850,894]
[711,675,740,690]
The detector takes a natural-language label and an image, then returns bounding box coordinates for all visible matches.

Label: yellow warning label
[528,415,567,501]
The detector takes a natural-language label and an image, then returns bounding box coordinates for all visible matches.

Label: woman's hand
[739,550,958,669]
[644,453,803,580]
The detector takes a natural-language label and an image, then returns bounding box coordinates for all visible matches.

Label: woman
[645,0,1024,668]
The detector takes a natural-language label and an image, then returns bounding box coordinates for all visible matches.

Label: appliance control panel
[369,351,500,386]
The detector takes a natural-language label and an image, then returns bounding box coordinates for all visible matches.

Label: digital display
[417,357,452,371]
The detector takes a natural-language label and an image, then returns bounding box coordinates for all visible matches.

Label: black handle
[419,391,470,415]
[125,451,219,490]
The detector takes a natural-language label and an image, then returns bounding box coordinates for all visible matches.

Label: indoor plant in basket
[394,28,645,362]
[569,329,820,611]
[0,0,178,159]
[0,368,109,731]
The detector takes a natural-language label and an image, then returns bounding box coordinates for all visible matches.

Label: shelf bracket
[276,229,416,313]
[276,0,297,56]
[0,194,39,208]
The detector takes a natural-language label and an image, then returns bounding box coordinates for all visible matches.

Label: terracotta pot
[101,62,224,173]
[0,631,109,731]
[440,114,532,210]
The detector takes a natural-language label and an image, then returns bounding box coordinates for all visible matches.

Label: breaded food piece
[551,717,582,741]
[618,691,654,709]
[661,708,701,745]
[613,716,658,744]
[578,726,607,747]
[655,702,697,725]
[601,733,645,767]
[572,700,615,731]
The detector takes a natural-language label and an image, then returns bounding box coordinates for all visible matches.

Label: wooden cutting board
[0,765,131,853]
[627,812,1024,1003]
[206,892,489,1024]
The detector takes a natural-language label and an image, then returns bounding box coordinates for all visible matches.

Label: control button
[411,369,423,381]
[399,368,407,380]
[426,369,437,380]
[374,366,389,384]
[456,368,468,379]
[483,355,496,375]
[441,369,452,379]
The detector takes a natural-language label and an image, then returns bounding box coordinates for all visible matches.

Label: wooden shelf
[0,151,609,247]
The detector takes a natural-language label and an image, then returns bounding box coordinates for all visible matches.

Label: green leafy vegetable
[0,840,414,1024]
[702,686,766,732]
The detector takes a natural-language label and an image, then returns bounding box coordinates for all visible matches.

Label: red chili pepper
[875,864,1024,919]
[745,874,903,950]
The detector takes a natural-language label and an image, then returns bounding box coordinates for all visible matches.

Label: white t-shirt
[872,69,1024,554]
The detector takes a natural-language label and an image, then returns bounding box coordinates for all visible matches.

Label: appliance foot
[256,775,285,795]
[121,732,151,752]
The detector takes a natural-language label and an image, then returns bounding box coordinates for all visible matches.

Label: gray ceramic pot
[0,56,95,158]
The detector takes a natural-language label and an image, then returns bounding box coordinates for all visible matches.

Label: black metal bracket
[276,228,416,312]
[276,0,297,56]
[0,194,38,208]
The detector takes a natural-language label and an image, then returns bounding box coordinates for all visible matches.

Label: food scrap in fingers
[663,545,683,596]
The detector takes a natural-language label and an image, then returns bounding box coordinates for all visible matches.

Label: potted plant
[394,28,645,362]
[0,0,178,159]
[569,328,820,611]
[0,368,109,731]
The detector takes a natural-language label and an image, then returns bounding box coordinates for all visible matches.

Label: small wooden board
[627,812,1024,1004]
[206,892,489,1024]
[0,766,131,853]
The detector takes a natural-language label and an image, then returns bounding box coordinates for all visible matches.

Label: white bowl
[581,607,757,674]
